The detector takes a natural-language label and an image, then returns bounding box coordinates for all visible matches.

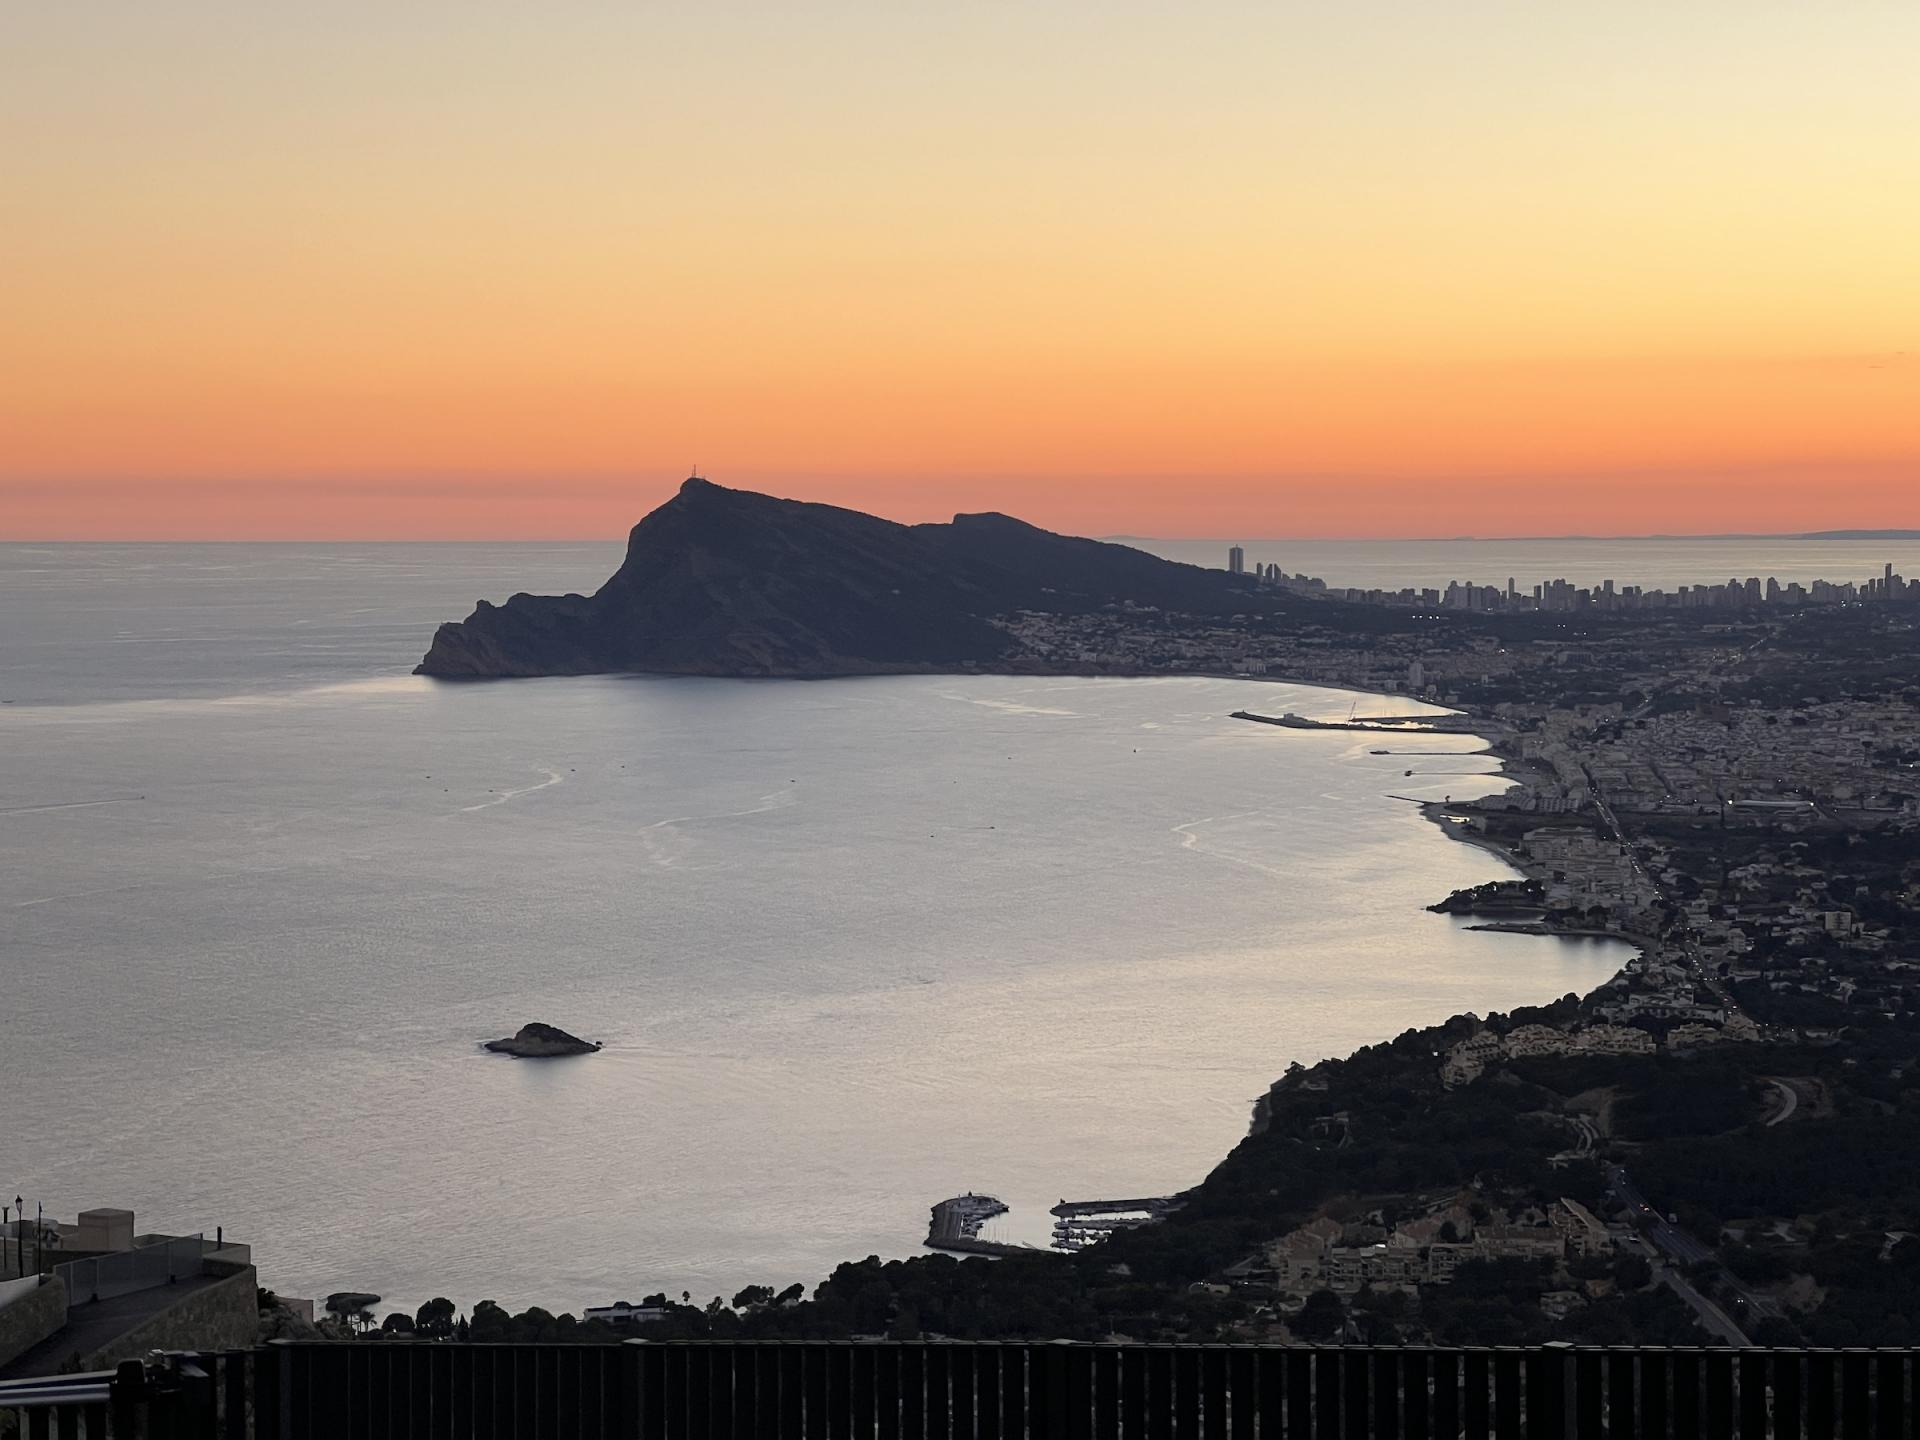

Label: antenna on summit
[688,464,702,482]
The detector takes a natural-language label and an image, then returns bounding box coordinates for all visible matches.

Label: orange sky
[5,2,1918,540]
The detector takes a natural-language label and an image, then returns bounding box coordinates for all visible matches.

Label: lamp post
[2,1204,9,1278]
[12,1197,20,1278]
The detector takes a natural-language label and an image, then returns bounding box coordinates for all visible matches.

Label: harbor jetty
[1049,1196,1182,1218]
[925,1194,1042,1259]
[1048,1196,1185,1252]
[1231,709,1485,736]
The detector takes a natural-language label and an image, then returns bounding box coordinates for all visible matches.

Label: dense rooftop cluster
[1248,561,1913,614]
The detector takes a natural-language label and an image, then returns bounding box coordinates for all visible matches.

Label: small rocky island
[483,1023,602,1058]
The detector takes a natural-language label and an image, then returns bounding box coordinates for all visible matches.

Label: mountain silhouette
[416,477,1297,678]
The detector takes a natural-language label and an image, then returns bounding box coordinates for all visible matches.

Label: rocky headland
[415,476,1302,679]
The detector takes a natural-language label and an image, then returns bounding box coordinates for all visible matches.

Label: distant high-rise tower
[1228,546,1245,575]
[1408,659,1426,693]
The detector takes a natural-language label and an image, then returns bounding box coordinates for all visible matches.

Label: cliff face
[416,478,1278,679]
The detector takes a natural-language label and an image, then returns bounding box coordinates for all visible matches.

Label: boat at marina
[926,1193,1032,1258]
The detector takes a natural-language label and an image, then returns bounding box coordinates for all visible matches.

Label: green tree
[1612,1254,1653,1291]
[1294,1290,1345,1341]
[1567,1255,1612,1282]
[887,1308,923,1341]
[515,1306,557,1341]
[469,1300,509,1343]
[415,1297,457,1338]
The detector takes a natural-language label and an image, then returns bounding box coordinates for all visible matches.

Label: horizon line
[6,528,1920,546]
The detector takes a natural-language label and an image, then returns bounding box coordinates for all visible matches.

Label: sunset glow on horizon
[6,2,1918,540]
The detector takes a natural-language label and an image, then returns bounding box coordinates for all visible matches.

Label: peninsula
[415,476,1312,678]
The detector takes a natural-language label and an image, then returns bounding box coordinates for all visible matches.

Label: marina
[924,1193,1188,1257]
[925,1195,1040,1259]
[1050,1215,1153,1251]
[1045,1196,1184,1253]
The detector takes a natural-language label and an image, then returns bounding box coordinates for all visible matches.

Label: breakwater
[1049,1196,1182,1218]
[925,1195,1044,1259]
[1230,709,1486,735]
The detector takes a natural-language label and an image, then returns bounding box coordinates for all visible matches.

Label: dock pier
[925,1194,1045,1259]
[1231,709,1487,736]
[1049,1196,1183,1218]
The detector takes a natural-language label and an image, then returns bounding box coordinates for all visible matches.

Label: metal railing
[55,1236,209,1306]
[17,1341,1920,1438]
[0,1354,251,1440]
[248,1340,1920,1439]
[0,1366,114,1438]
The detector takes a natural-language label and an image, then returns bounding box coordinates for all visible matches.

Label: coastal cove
[1,552,1625,1316]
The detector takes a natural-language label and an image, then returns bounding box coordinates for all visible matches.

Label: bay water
[0,544,1632,1315]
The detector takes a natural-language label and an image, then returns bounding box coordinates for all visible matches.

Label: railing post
[171,1354,217,1438]
[111,1360,147,1439]
[1738,1350,1768,1440]
[617,1341,643,1440]
[278,1338,297,1440]
[1875,1350,1906,1440]
[1037,1342,1071,1440]
[1174,1346,1202,1440]
[256,1341,289,1440]
[1533,1343,1573,1440]
[918,1345,944,1440]
[1840,1350,1870,1439]
[146,1358,183,1440]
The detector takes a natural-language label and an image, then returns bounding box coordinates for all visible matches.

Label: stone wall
[0,1276,68,1371]
[79,1266,259,1371]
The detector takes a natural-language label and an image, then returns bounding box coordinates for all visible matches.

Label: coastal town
[956,557,1920,1347]
[1155,560,1920,1346]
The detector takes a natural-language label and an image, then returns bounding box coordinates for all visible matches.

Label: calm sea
[0,543,1633,1317]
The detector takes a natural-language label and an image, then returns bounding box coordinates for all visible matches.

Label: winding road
[1608,1165,1784,1340]
[1763,1077,1801,1127]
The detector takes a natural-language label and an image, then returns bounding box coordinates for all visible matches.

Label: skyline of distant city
[1227,545,1912,613]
